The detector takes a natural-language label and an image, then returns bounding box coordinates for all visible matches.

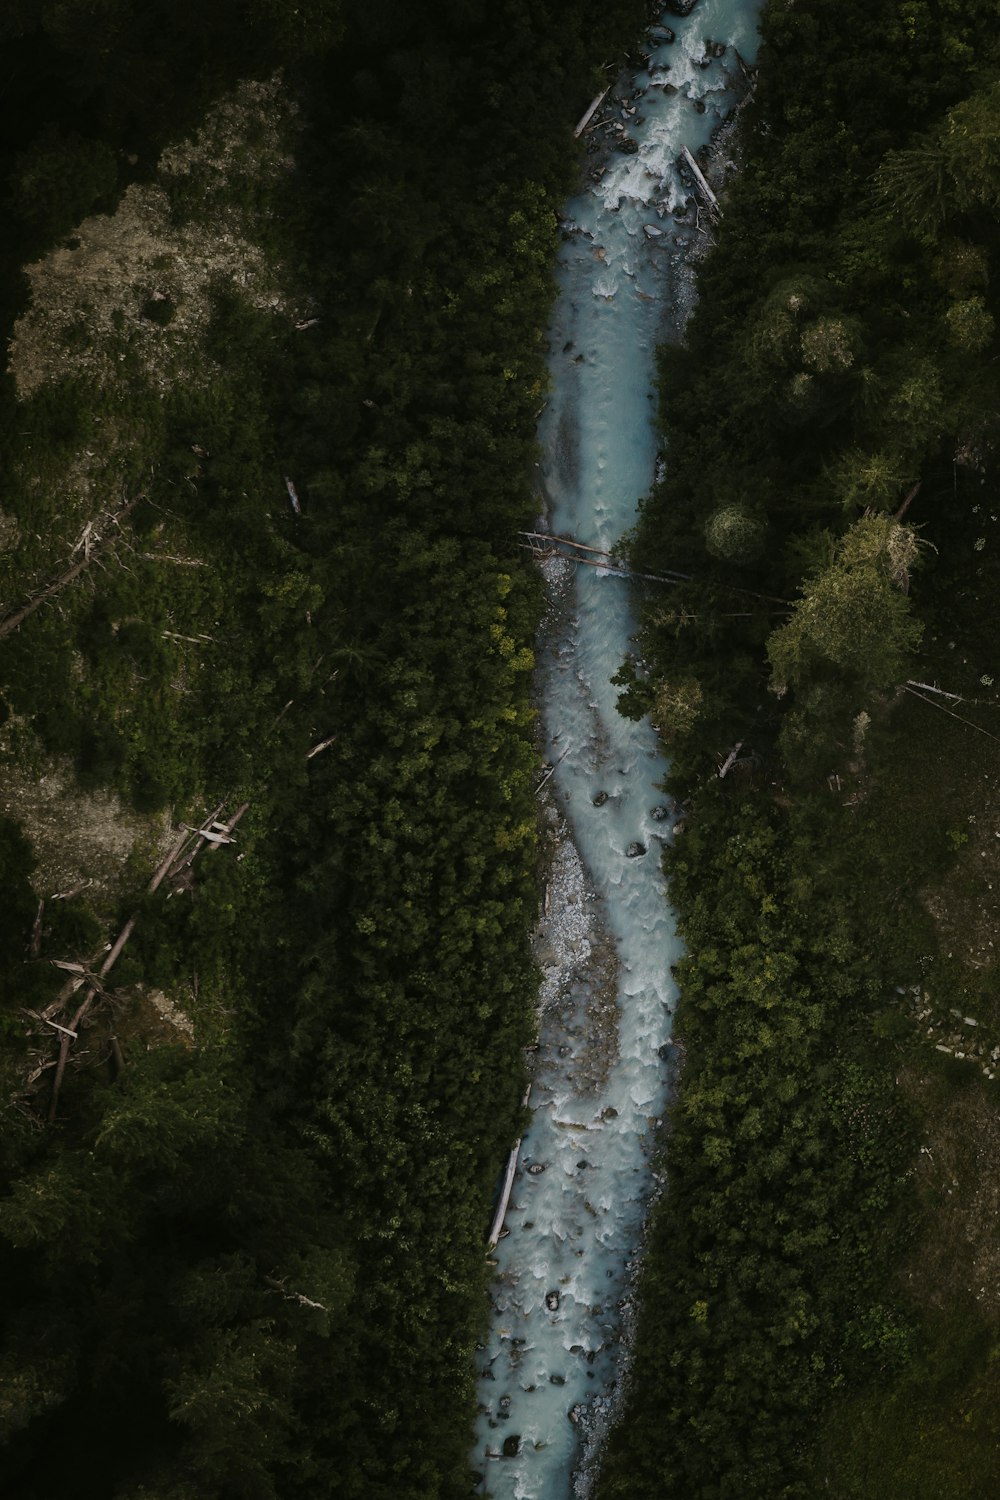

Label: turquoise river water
[473,4,762,1496]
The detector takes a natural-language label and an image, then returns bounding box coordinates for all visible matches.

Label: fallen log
[487,1087,531,1250]
[307,734,337,759]
[535,745,570,795]
[48,985,99,1121]
[42,814,219,1113]
[574,88,610,138]
[680,144,721,216]
[0,496,139,641]
[29,900,44,959]
[43,1018,78,1040]
[905,679,962,702]
[717,741,744,779]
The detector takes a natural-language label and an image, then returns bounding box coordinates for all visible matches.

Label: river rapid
[473,4,761,1497]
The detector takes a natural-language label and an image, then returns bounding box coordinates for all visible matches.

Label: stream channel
[473,3,762,1496]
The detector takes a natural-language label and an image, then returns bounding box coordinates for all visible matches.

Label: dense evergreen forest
[596,0,1000,1497]
[0,2,647,1496]
[2,0,999,1497]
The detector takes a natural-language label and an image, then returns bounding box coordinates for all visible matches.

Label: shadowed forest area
[1,1,1000,1498]
[0,3,647,1497]
[597,1,1000,1497]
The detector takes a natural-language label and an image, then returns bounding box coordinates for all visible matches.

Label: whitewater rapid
[473,5,761,1496]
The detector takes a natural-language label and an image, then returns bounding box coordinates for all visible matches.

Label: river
[472,3,761,1496]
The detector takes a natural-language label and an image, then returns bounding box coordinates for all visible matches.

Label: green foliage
[704,502,766,562]
[596,800,915,1499]
[599,2,1000,1495]
[767,516,924,691]
[651,675,704,743]
[944,294,994,352]
[0,2,655,1497]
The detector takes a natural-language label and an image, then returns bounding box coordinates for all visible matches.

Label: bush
[704,504,765,562]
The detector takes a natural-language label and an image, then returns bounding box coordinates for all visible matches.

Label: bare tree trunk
[487,1088,532,1250]
[574,89,610,138]
[0,497,139,641]
[681,145,721,215]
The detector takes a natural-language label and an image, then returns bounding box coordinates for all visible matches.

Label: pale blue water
[473,5,761,1497]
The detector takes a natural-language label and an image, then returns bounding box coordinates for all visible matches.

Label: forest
[0,2,645,1496]
[0,0,998,1497]
[598,0,1000,1496]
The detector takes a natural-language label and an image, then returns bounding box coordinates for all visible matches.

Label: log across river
[472,3,762,1497]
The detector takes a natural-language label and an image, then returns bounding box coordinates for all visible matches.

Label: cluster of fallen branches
[0,496,140,641]
[21,801,247,1122]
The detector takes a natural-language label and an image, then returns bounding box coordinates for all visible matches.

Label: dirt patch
[921,812,1000,976]
[0,739,172,912]
[898,1063,1000,1324]
[8,75,300,400]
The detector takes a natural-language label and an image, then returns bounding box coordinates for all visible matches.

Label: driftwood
[0,497,139,642]
[534,745,570,795]
[680,145,721,216]
[284,477,302,515]
[487,1087,531,1250]
[574,89,610,138]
